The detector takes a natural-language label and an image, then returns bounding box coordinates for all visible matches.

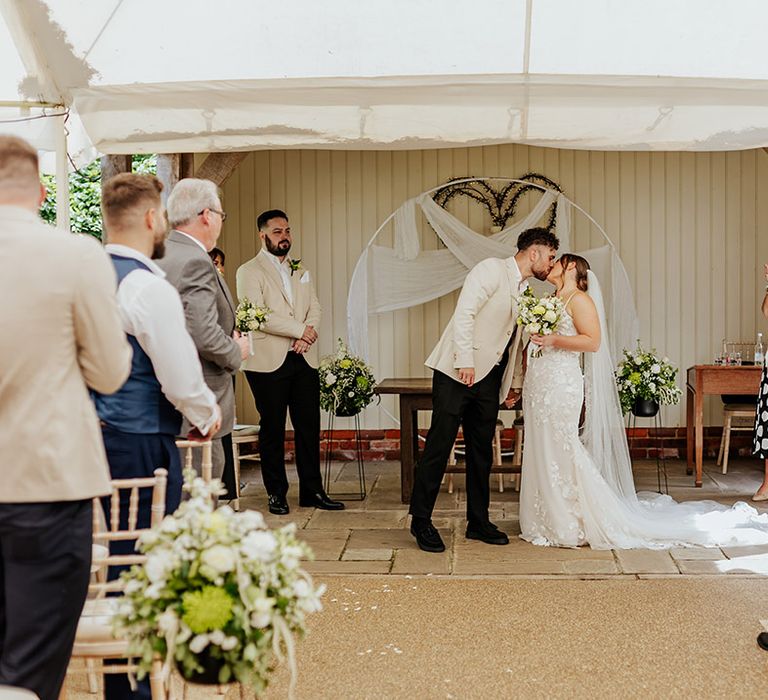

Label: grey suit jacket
[158,230,241,435]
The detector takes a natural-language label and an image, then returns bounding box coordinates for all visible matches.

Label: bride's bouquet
[235,298,271,355]
[515,288,564,357]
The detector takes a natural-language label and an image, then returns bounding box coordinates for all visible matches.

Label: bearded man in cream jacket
[237,210,344,515]
[409,227,559,553]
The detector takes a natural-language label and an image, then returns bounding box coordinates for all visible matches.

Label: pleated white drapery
[347,182,638,369]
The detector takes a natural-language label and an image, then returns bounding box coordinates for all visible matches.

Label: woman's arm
[531,292,601,353]
[762,263,768,320]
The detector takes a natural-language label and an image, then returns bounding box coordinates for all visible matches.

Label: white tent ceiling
[3,0,768,161]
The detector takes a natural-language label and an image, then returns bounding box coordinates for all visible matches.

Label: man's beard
[265,237,291,256]
[151,239,166,260]
[532,267,550,281]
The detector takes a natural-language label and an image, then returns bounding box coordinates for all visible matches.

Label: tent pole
[55,113,70,232]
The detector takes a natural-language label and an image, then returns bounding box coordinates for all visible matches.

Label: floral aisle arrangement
[615,344,682,415]
[235,297,271,355]
[113,474,324,694]
[515,288,565,356]
[319,340,377,417]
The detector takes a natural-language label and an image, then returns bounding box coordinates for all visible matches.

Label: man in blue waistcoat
[92,173,222,700]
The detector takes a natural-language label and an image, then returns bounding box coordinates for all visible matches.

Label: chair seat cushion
[723,404,757,412]
[233,424,260,436]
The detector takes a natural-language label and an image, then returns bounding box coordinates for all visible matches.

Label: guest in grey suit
[157,179,250,483]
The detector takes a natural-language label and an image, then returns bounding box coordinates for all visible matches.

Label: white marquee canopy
[3,0,768,165]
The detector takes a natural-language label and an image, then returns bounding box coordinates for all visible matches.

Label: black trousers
[0,499,93,700]
[245,353,324,499]
[409,365,504,527]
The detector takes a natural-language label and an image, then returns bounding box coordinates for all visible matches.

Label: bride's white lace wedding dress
[519,304,768,550]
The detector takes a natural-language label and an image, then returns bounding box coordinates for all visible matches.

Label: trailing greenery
[40,154,157,240]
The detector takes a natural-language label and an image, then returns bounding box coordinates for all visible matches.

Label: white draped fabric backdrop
[347,180,639,376]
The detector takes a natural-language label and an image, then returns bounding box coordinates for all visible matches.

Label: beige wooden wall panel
[217,146,768,429]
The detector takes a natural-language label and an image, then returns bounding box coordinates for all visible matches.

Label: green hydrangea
[182,586,234,633]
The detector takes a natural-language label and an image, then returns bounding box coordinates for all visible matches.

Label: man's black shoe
[410,519,446,553]
[758,632,768,652]
[465,522,509,545]
[298,492,345,510]
[268,495,290,515]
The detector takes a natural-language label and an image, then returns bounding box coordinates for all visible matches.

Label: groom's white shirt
[425,256,527,401]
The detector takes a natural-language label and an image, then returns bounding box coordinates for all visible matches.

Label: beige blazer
[0,206,132,502]
[425,256,526,402]
[236,249,322,372]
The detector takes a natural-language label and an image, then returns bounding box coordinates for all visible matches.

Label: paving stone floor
[235,457,768,578]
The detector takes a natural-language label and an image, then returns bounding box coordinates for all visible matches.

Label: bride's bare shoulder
[569,291,597,314]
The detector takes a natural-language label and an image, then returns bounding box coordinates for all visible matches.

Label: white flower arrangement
[515,287,565,357]
[235,297,271,333]
[318,339,377,417]
[615,343,682,414]
[113,472,324,694]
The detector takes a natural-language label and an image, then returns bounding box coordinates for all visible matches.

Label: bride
[519,253,768,549]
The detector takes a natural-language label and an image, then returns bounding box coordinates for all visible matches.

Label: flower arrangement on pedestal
[616,343,682,416]
[318,340,377,417]
[113,473,324,694]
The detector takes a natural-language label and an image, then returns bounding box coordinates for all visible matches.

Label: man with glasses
[158,178,250,486]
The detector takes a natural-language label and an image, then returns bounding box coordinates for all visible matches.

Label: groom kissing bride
[411,227,768,554]
[408,228,558,552]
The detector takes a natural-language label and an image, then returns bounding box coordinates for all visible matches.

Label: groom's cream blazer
[425,256,526,402]
[236,249,322,372]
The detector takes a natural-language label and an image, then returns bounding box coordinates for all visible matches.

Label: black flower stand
[627,400,669,495]
[322,410,367,501]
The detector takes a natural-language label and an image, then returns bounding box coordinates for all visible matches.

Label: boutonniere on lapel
[288,258,302,276]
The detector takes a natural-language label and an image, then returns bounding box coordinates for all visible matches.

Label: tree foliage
[40,154,158,240]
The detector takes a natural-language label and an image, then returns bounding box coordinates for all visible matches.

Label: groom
[409,227,559,552]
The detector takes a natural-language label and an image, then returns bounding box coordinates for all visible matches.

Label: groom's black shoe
[466,522,510,545]
[298,492,345,510]
[410,518,445,553]
[268,495,290,515]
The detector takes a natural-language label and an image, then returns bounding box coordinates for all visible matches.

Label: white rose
[189,634,210,654]
[145,553,171,583]
[543,310,557,323]
[160,517,180,534]
[241,531,277,560]
[238,510,265,530]
[221,636,238,651]
[326,372,337,385]
[200,545,236,574]
[651,364,661,374]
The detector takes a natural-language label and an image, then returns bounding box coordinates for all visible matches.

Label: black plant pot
[633,398,660,418]
[334,405,360,418]
[181,651,226,685]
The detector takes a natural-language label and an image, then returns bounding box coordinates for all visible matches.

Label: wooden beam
[100,154,131,185]
[195,152,248,186]
[180,153,195,179]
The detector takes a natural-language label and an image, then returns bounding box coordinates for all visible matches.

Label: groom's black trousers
[409,363,504,527]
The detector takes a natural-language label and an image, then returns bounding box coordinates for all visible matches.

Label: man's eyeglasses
[199,208,227,222]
